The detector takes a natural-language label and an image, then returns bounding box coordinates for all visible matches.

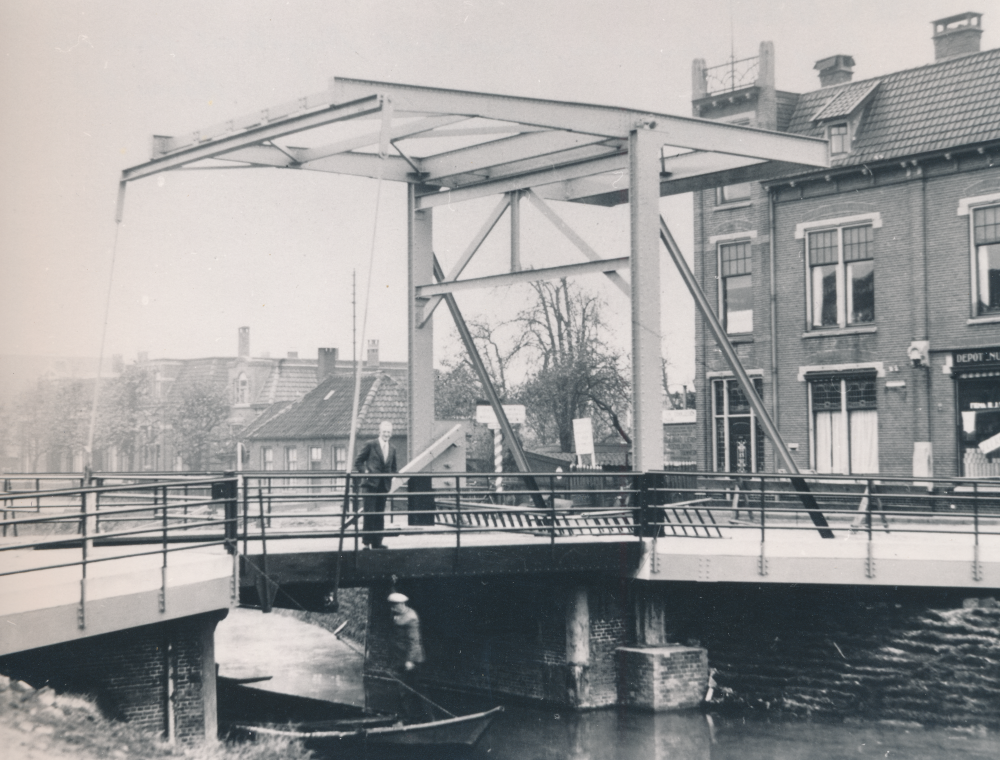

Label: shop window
[958,370,1000,477]
[809,375,878,474]
[712,377,765,473]
[973,205,1000,316]
[262,447,273,471]
[720,240,753,334]
[807,224,874,328]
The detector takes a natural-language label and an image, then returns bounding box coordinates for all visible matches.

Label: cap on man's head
[387,592,408,604]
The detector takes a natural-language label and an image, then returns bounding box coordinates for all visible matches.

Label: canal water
[215,608,998,759]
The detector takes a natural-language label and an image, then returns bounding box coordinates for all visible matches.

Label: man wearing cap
[388,592,431,721]
[354,420,397,548]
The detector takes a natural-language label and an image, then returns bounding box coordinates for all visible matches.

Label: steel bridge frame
[118,77,830,521]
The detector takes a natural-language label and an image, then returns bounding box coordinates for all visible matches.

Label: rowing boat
[218,676,502,755]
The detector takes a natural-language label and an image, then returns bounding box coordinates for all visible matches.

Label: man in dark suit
[354,420,397,548]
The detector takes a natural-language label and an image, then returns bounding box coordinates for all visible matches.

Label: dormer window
[235,372,249,405]
[829,123,849,155]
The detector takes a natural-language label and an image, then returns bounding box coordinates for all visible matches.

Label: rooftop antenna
[729,0,736,86]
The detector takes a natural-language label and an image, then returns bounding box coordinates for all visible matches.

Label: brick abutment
[0,610,227,745]
[362,578,999,726]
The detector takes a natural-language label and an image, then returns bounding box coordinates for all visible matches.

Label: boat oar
[332,622,456,719]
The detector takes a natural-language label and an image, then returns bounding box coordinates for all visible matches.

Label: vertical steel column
[408,184,435,461]
[510,190,521,272]
[629,127,664,472]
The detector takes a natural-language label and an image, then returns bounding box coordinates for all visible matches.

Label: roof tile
[785,47,1000,167]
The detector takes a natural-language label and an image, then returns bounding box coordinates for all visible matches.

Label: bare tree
[517,279,629,452]
[14,379,89,471]
[96,366,156,471]
[167,381,233,471]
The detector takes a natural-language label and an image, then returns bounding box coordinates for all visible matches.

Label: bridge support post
[566,585,590,707]
[629,126,664,471]
[408,185,435,461]
[634,583,668,646]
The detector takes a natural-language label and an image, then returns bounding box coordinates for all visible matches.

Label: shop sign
[980,430,1000,456]
[953,347,1000,368]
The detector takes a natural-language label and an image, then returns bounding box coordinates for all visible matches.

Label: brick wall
[657,583,1000,727]
[0,611,224,744]
[695,155,1000,478]
[617,645,708,710]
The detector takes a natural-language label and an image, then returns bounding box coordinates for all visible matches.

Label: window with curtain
[720,240,753,334]
[808,224,874,328]
[334,445,347,471]
[810,375,878,474]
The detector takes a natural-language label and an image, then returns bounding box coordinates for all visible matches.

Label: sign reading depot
[953,347,1000,368]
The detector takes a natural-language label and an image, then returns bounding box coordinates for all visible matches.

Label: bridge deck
[0,543,234,656]
[238,513,1000,592]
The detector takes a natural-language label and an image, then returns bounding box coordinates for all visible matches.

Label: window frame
[711,376,765,473]
[262,447,273,471]
[235,372,249,405]
[970,203,1000,317]
[828,122,850,155]
[716,182,752,206]
[807,374,879,474]
[285,446,297,471]
[804,222,875,330]
[718,239,754,335]
[309,446,323,470]
[333,445,347,471]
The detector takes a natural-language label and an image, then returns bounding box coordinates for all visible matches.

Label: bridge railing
[5,469,998,564]
[232,468,1000,553]
[0,475,239,628]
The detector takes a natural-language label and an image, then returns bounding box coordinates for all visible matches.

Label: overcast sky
[1,0,993,389]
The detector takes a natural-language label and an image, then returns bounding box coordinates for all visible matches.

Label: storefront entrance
[954,347,1000,477]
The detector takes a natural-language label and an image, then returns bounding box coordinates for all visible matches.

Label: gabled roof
[242,372,407,441]
[253,360,318,406]
[164,358,231,402]
[786,47,1000,167]
[810,79,881,122]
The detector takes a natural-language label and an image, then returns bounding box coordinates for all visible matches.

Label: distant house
[128,330,403,472]
[241,371,408,473]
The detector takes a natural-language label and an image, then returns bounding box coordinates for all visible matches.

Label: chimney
[366,339,380,369]
[137,351,149,364]
[814,55,855,87]
[287,351,298,359]
[111,354,124,374]
[318,347,339,381]
[238,326,250,358]
[932,12,983,61]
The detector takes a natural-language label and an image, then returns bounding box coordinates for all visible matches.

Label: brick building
[120,332,403,472]
[691,12,1000,478]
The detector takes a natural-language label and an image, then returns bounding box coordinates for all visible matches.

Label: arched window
[235,372,249,404]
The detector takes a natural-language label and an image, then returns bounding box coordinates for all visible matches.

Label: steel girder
[121,77,828,208]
